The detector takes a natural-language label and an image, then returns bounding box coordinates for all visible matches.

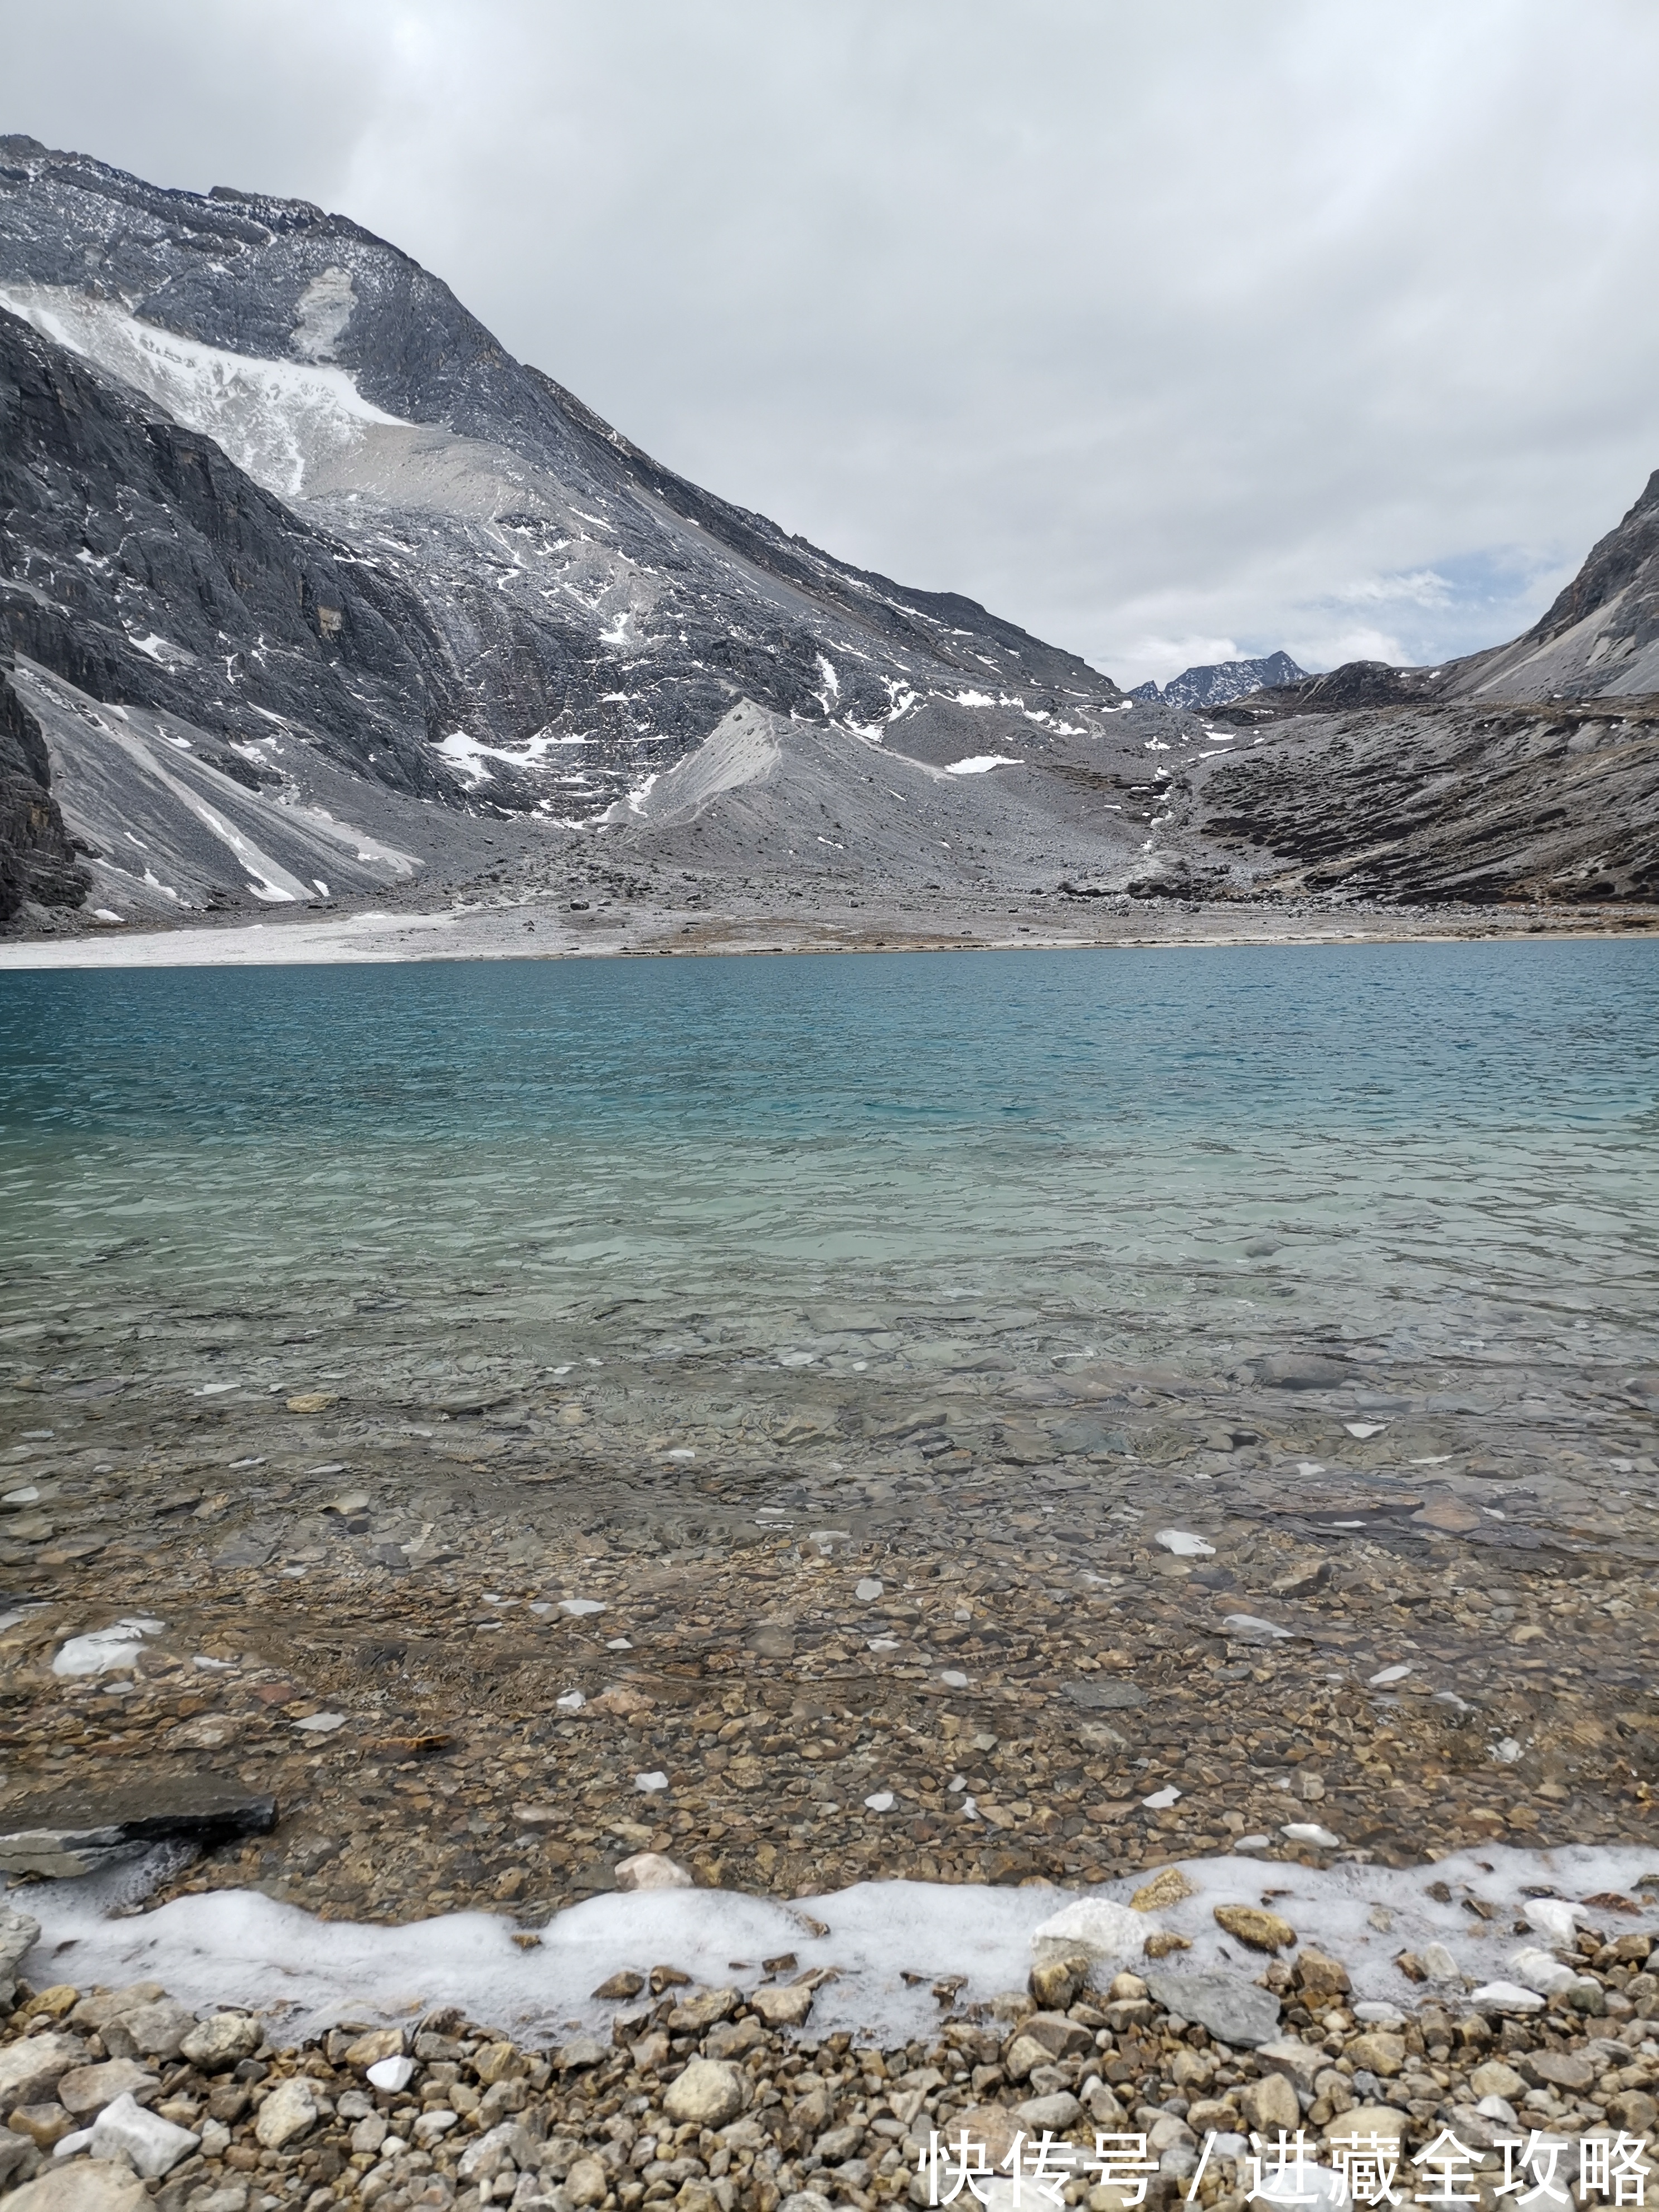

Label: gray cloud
[8,0,1659,683]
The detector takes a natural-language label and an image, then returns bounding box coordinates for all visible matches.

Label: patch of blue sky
[1283,543,1580,673]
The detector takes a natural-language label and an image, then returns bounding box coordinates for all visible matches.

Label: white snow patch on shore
[945,755,1022,775]
[13,1845,1659,2049]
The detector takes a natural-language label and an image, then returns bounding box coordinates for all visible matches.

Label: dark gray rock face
[0,306,468,804]
[0,648,89,921]
[1131,651,1306,710]
[1191,693,1659,903]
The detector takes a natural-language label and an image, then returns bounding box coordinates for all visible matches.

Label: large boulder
[0,2034,86,2112]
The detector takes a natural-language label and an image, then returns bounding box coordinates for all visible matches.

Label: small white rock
[1368,1663,1411,1686]
[91,2090,200,2177]
[1154,1529,1215,1558]
[939,1670,969,1688]
[1508,1946,1579,1996]
[1223,1613,1292,1641]
[855,1578,884,1600]
[1280,1821,1342,1847]
[1142,1786,1181,1810]
[1031,1895,1150,1966]
[1343,1421,1387,1438]
[52,1619,162,1677]
[367,2055,416,2092]
[560,1598,606,1617]
[1256,2163,1349,2211]
[864,1790,895,1812]
[1522,1896,1584,1946]
[555,1689,586,1711]
[616,1851,692,1891]
[634,1770,669,1793]
[292,1711,347,1733]
[1469,1980,1546,2012]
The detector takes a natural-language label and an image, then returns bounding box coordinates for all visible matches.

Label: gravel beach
[4,1876,1659,2210]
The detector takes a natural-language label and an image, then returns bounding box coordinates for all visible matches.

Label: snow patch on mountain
[0,283,408,498]
[434,730,592,787]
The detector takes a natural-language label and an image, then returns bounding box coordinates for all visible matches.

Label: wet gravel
[2,1342,1657,1918]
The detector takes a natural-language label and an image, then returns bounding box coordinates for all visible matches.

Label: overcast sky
[9,0,1659,685]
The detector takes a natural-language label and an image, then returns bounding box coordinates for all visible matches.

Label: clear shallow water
[1,940,1657,1396]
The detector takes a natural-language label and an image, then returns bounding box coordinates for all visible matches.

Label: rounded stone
[567,2154,610,2205]
[663,2056,745,2127]
[253,2074,319,2150]
[1240,2071,1301,2135]
[180,2013,260,2072]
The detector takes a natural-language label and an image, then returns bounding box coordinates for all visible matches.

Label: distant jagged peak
[1128,650,1307,710]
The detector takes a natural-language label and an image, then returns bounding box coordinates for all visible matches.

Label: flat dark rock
[1258,1353,1352,1389]
[1142,1968,1280,2047]
[1063,1680,1147,1711]
[213,1536,273,1568]
[0,1778,276,1861]
[1052,1419,1129,1456]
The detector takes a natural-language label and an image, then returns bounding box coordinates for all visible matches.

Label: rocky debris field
[1186,701,1659,907]
[5,1883,1659,2210]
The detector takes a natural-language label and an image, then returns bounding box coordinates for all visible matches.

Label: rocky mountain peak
[1129,651,1306,711]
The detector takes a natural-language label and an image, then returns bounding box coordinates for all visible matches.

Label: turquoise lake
[1,938,1656,1553]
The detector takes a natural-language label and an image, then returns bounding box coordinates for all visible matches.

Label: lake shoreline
[2,894,1656,969]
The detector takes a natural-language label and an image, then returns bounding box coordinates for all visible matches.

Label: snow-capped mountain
[0,133,1150,921]
[0,134,1653,928]
[1128,651,1307,710]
